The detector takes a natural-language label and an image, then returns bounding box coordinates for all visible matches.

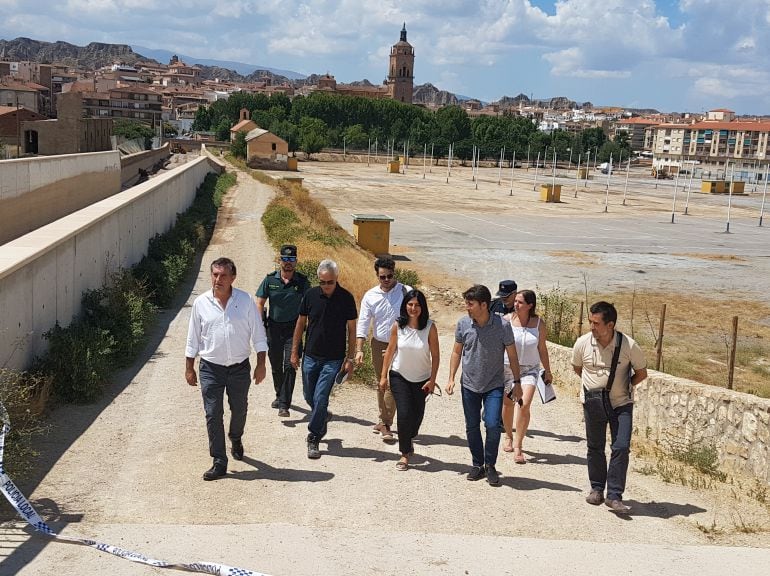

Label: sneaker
[307,439,321,459]
[203,464,227,481]
[467,465,486,481]
[486,465,501,486]
[585,490,604,505]
[605,499,631,514]
[271,399,280,409]
[230,439,244,461]
[278,408,290,417]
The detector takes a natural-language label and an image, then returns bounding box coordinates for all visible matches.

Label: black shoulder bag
[605,331,624,392]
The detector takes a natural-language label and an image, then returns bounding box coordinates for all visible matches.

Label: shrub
[41,322,115,403]
[296,260,320,286]
[395,268,420,288]
[539,285,579,347]
[81,270,157,364]
[261,204,302,248]
[0,369,50,479]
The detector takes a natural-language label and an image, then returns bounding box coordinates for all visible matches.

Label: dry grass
[577,290,770,398]
[673,253,747,262]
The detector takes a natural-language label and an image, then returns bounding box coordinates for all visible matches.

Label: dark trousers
[267,320,300,409]
[461,386,504,468]
[389,370,427,456]
[199,358,251,467]
[583,389,634,501]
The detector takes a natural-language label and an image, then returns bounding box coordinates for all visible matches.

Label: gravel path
[2,162,769,576]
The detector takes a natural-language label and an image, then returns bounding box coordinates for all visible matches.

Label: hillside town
[2,27,770,182]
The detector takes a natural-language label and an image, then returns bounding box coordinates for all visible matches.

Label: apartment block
[651,109,770,175]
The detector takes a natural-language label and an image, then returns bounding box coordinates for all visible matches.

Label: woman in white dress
[380,289,440,471]
[501,290,553,463]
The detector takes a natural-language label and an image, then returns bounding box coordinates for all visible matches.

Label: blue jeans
[302,354,343,440]
[461,386,504,468]
[583,390,634,501]
[199,358,251,467]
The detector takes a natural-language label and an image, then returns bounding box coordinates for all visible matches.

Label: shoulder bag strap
[605,331,623,392]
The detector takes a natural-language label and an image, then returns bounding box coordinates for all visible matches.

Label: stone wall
[547,342,770,485]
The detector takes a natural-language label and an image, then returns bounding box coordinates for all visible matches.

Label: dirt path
[2,162,769,576]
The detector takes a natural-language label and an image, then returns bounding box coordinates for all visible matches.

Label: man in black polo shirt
[291,259,358,459]
[256,244,310,417]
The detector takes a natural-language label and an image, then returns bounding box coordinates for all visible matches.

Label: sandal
[396,457,409,471]
[503,436,514,453]
[514,450,526,464]
[381,425,395,443]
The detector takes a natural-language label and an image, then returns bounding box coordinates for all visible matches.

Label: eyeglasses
[280,256,297,262]
[378,274,394,280]
[318,279,336,286]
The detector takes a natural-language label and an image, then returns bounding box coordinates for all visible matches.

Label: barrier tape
[0,402,268,576]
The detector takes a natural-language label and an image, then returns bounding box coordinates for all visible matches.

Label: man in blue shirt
[447,284,521,486]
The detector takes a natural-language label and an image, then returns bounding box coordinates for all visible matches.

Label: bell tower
[387,23,414,104]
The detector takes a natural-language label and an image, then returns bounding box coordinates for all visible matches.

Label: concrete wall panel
[0,151,121,244]
[0,156,217,370]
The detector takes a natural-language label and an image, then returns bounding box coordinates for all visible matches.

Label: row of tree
[192,91,631,163]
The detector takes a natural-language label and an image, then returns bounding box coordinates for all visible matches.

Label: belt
[201,357,249,369]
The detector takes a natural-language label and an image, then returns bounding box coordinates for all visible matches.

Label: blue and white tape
[0,402,268,576]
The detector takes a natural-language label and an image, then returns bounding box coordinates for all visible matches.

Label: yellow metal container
[701,180,727,193]
[352,214,394,255]
[287,157,298,171]
[539,184,561,202]
[389,160,400,173]
[731,181,745,194]
[578,167,588,179]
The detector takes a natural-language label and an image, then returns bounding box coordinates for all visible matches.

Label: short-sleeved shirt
[454,313,515,393]
[299,284,358,361]
[572,331,647,408]
[256,271,310,323]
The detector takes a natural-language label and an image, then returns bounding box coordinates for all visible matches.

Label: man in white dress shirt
[185,257,268,481]
[355,256,410,442]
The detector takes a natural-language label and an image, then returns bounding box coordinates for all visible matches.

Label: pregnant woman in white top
[502,290,553,464]
[380,289,440,471]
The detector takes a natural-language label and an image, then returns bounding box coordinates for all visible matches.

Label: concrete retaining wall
[120,143,171,188]
[0,154,222,370]
[547,342,770,484]
[0,151,121,244]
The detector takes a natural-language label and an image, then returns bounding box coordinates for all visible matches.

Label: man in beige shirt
[572,301,647,514]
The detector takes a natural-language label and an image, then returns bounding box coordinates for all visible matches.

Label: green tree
[231,131,247,159]
[113,118,154,140]
[270,119,299,152]
[344,124,369,150]
[191,106,211,131]
[162,122,178,138]
[299,117,328,158]
[215,117,231,142]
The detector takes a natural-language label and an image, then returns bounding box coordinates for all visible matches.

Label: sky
[2,0,770,115]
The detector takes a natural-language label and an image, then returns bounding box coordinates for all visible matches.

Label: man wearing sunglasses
[256,244,310,418]
[355,256,411,443]
[291,259,357,459]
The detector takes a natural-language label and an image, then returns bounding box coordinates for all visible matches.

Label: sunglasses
[280,256,297,262]
[424,384,443,403]
[378,274,394,280]
[318,279,336,286]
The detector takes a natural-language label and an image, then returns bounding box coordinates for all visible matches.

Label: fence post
[728,315,738,390]
[655,303,666,371]
[578,301,584,337]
